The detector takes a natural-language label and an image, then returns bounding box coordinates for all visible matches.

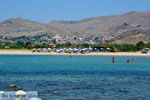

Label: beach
[0,49,150,56]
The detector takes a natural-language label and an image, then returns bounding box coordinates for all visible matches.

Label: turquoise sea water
[0,55,150,100]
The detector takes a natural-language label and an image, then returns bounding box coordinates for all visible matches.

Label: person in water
[131,59,134,63]
[127,59,130,63]
[112,57,116,63]
[126,59,135,63]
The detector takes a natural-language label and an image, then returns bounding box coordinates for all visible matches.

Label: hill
[0,18,46,36]
[0,11,150,44]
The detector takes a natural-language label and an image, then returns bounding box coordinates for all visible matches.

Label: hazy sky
[0,0,150,23]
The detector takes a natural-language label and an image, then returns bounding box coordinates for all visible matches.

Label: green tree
[136,41,145,50]
[34,44,41,48]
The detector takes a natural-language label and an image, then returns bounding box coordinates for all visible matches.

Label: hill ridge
[0,11,150,44]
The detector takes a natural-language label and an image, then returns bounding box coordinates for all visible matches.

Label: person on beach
[112,57,116,63]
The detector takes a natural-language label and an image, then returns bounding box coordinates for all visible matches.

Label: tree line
[0,41,150,52]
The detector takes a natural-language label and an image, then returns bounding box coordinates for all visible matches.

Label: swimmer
[112,57,116,63]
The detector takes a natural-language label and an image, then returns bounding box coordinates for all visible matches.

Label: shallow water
[0,55,150,100]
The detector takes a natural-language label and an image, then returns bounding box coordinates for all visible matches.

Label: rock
[6,85,17,88]
[93,96,101,99]
[52,90,59,94]
[129,98,137,100]
[14,88,23,91]
[72,86,81,90]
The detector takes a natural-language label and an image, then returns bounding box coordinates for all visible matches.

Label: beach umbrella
[0,91,5,94]
[59,48,63,50]
[0,91,5,99]
[37,48,41,50]
[143,48,149,50]
[42,48,47,51]
[69,48,72,50]
[16,90,26,96]
[56,50,60,52]
[81,48,85,50]
[29,97,42,100]
[53,48,57,51]
[86,48,91,50]
[15,90,26,99]
[74,48,78,51]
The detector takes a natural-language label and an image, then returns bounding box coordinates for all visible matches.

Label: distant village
[0,32,150,53]
[0,33,114,46]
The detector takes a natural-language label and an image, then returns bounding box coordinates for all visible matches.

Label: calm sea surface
[0,55,150,100]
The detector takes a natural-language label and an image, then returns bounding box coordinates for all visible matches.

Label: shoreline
[0,49,150,56]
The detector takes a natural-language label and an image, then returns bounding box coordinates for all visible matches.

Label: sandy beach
[0,49,150,56]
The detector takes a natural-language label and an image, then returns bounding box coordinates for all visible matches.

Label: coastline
[0,49,150,56]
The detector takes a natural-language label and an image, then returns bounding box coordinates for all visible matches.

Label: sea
[0,55,150,100]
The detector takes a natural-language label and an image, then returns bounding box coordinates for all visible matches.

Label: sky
[0,0,150,23]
